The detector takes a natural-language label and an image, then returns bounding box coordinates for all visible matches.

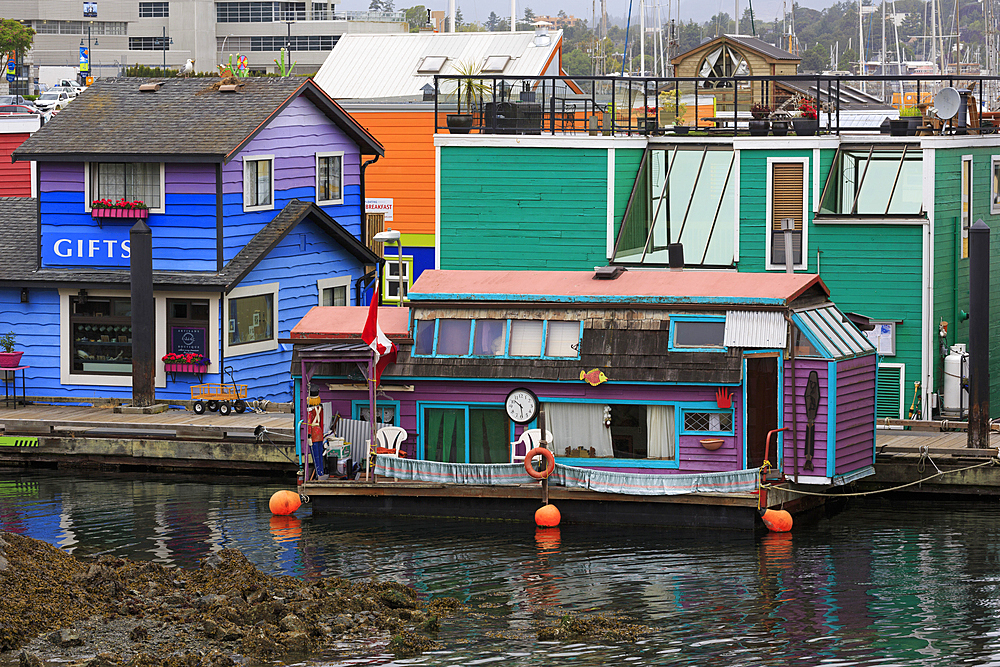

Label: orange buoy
[535,503,561,527]
[269,490,302,515]
[759,508,793,532]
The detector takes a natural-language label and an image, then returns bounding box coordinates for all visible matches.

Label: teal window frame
[678,402,735,436]
[416,401,513,462]
[410,318,583,360]
[351,399,401,426]
[668,315,727,353]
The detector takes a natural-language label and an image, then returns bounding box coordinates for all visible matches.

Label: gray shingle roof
[0,198,381,291]
[12,77,383,163]
[725,35,801,62]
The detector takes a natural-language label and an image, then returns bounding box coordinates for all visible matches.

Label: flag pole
[367,354,376,481]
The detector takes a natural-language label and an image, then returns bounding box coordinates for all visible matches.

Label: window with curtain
[545,321,580,357]
[437,319,471,355]
[646,405,676,460]
[544,402,614,457]
[414,320,435,355]
[468,408,508,463]
[90,163,161,209]
[424,407,466,463]
[473,320,506,356]
[317,153,343,203]
[244,157,272,209]
[509,320,543,356]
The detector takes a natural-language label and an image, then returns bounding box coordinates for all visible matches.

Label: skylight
[417,55,448,74]
[482,55,511,73]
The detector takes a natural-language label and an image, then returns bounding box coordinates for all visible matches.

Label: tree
[404,5,427,31]
[382,0,395,11]
[369,0,382,10]
[486,11,500,31]
[0,19,34,64]
[562,48,591,75]
[558,9,567,18]
[455,6,464,26]
[524,7,536,21]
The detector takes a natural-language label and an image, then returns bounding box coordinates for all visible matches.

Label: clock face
[505,388,539,424]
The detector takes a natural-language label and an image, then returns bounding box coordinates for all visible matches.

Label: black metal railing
[432,73,1000,137]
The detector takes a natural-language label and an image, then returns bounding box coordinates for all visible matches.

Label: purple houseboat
[291,269,877,530]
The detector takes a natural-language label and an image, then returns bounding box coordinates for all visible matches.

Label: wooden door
[746,356,779,469]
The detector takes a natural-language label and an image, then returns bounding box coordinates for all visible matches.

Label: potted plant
[770,112,790,137]
[0,332,22,368]
[659,92,687,131]
[91,198,150,220]
[749,103,771,136]
[446,60,490,134]
[900,106,922,135]
[793,100,819,136]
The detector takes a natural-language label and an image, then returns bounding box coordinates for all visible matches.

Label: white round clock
[505,387,539,424]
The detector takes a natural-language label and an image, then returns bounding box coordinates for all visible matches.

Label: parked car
[34,91,71,111]
[0,95,26,105]
[0,104,52,124]
[53,85,83,98]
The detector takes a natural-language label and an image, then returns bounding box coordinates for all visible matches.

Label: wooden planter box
[92,207,150,221]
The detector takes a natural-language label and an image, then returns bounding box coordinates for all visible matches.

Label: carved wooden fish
[580,368,608,386]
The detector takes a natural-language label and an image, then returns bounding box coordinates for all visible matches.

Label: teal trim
[741,358,748,468]
[411,317,582,361]
[293,377,302,467]
[677,402,736,436]
[556,457,680,469]
[827,361,837,478]
[409,293,788,306]
[873,361,878,465]
[351,399,401,425]
[790,312,833,358]
[668,314,727,353]
[297,373,740,387]
[777,351,784,469]
[416,401,469,462]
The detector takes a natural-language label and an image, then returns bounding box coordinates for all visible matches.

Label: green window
[422,406,509,464]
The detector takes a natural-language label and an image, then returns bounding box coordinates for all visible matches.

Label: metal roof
[410,270,829,306]
[724,310,787,348]
[313,31,564,100]
[792,304,875,359]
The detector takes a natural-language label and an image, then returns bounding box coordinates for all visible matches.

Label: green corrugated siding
[439,146,616,271]
[738,148,923,406]
[934,147,1000,415]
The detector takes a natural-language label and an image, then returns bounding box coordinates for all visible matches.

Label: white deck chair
[510,429,554,464]
[365,426,407,480]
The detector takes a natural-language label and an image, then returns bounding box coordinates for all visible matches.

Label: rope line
[761,457,1000,498]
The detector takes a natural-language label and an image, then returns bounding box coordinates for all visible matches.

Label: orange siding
[351,111,436,237]
[0,133,31,197]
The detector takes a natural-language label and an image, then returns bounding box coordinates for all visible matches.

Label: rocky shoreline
[0,531,651,666]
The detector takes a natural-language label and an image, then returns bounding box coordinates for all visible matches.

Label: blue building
[3,77,384,403]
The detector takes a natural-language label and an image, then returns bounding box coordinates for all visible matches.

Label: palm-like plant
[451,60,491,114]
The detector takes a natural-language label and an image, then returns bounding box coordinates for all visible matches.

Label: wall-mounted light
[20,288,28,304]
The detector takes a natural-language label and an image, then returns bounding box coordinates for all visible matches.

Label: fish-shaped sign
[580,369,608,386]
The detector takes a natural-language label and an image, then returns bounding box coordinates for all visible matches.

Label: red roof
[409,270,829,305]
[290,306,410,340]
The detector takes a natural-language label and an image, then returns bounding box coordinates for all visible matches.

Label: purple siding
[782,358,828,478]
[165,163,216,195]
[835,355,876,474]
[316,380,745,475]
[222,97,361,195]
[40,162,84,192]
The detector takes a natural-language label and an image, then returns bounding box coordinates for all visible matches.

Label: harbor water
[2,469,1000,665]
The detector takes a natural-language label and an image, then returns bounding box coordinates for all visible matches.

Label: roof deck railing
[432,73,1000,137]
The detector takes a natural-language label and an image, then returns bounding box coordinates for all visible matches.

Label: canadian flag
[361,284,398,387]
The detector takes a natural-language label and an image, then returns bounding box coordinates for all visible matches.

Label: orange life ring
[524,447,556,479]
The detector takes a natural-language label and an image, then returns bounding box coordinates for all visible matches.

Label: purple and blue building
[2,77,383,403]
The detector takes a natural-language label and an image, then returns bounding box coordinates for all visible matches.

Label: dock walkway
[0,405,296,474]
[870,428,1000,493]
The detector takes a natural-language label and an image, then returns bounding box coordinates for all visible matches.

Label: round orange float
[759,508,793,532]
[269,489,302,515]
[524,447,556,479]
[535,503,561,527]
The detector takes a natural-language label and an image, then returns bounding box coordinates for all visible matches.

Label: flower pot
[889,118,909,137]
[793,118,818,136]
[672,125,689,135]
[446,114,474,134]
[700,438,725,451]
[770,120,789,137]
[0,351,24,368]
[749,119,770,136]
[92,207,150,220]
[164,363,209,374]
[906,117,921,136]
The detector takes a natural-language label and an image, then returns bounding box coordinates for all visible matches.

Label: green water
[2,469,999,665]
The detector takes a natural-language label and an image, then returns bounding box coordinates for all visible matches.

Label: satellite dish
[934,87,961,119]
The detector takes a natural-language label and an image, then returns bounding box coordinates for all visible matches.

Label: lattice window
[683,411,733,432]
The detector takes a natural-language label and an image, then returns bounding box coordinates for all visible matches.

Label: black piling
[130,220,155,407]
[968,219,990,448]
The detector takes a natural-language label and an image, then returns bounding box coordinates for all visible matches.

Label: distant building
[535,14,583,29]
[7,0,406,78]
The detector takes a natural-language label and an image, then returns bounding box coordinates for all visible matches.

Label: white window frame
[315,151,344,205]
[381,256,413,304]
[84,162,166,214]
[243,154,275,213]
[865,321,897,356]
[224,282,279,357]
[317,275,351,307]
[962,154,973,259]
[991,155,1000,215]
[765,156,809,271]
[59,288,219,388]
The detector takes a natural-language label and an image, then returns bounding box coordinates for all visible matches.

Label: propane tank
[943,343,969,414]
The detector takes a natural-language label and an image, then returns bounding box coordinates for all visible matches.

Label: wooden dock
[0,404,297,475]
[868,428,1000,494]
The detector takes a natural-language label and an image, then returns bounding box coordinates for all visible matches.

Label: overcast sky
[344,0,837,30]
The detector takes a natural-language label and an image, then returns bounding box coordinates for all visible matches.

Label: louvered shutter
[771,162,804,266]
[876,364,903,419]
